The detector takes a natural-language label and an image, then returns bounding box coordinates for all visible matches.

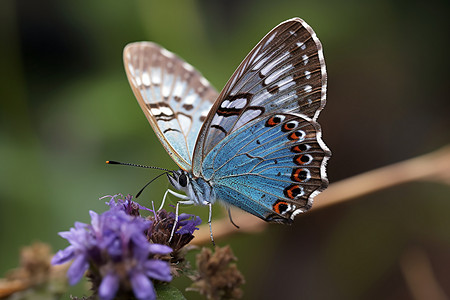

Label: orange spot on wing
[294,155,305,165]
[288,132,298,140]
[292,168,304,182]
[273,201,288,214]
[283,123,293,131]
[284,185,301,199]
[266,117,278,126]
[291,145,302,153]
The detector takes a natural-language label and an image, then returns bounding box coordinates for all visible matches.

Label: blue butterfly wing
[192,18,327,174]
[202,113,330,222]
[124,42,218,171]
[192,18,330,221]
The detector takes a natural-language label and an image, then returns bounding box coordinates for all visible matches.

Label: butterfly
[123,17,331,228]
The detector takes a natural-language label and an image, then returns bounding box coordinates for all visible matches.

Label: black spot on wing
[163,128,182,134]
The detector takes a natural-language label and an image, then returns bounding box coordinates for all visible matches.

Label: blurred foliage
[1,0,449,299]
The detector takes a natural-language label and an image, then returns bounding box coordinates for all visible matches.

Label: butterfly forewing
[124,42,218,171]
[192,18,330,220]
[193,18,327,175]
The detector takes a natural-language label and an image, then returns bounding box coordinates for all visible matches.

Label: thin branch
[192,145,450,245]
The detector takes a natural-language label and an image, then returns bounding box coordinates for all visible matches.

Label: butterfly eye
[178,173,188,187]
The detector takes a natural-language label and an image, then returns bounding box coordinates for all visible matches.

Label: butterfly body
[124,18,330,224]
[167,170,216,207]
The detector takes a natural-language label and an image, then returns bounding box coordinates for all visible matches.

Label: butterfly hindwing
[124,42,218,171]
[202,112,330,222]
[192,18,326,175]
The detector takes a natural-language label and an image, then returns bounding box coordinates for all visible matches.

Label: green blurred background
[1,0,449,299]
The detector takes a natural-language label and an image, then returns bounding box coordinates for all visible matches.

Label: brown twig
[192,145,450,245]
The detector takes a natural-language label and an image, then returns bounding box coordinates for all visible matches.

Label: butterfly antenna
[106,160,171,172]
[106,160,174,198]
[136,171,170,198]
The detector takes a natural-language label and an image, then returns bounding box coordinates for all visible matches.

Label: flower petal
[51,246,75,265]
[143,260,172,282]
[67,253,89,285]
[99,273,120,300]
[176,215,202,235]
[148,244,172,255]
[130,272,156,300]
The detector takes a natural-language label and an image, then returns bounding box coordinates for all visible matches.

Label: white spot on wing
[173,80,185,97]
[296,186,305,198]
[151,67,162,85]
[278,76,295,91]
[286,120,299,128]
[127,63,134,75]
[304,85,312,93]
[221,97,247,109]
[135,76,142,86]
[211,115,224,126]
[261,58,278,76]
[150,107,161,115]
[184,93,197,105]
[304,71,311,80]
[261,51,290,76]
[263,33,276,48]
[264,64,292,85]
[200,110,209,119]
[303,168,311,181]
[159,106,173,116]
[252,56,269,71]
[162,74,174,98]
[302,54,309,65]
[141,72,150,86]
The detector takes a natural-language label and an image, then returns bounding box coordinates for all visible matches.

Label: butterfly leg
[169,198,195,243]
[208,202,216,246]
[159,190,170,211]
[160,189,189,211]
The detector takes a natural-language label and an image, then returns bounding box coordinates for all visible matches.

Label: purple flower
[52,195,173,300]
[176,213,202,235]
[104,194,151,216]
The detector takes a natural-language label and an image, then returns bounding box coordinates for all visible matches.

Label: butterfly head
[167,169,191,192]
